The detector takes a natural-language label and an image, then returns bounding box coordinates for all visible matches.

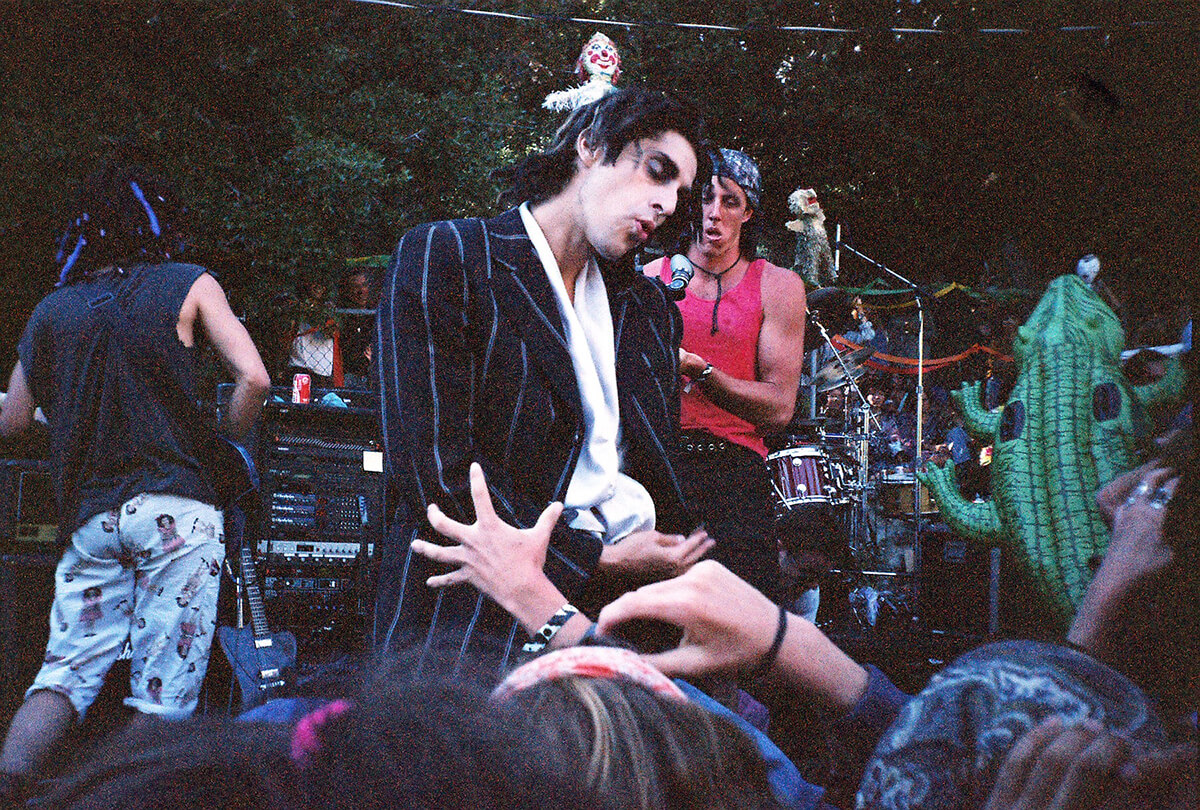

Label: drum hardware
[808,346,875,393]
[802,287,857,354]
[879,471,939,517]
[767,445,853,508]
[834,238,932,559]
[791,280,935,634]
[803,296,880,434]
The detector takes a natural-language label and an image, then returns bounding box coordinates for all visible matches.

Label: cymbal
[816,366,867,392]
[803,287,856,353]
[809,346,875,392]
[807,286,852,313]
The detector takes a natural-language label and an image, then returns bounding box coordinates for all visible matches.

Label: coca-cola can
[291,372,312,404]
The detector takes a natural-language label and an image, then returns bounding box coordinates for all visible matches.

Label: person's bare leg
[0,690,77,778]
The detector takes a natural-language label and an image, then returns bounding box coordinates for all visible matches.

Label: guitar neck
[239,545,273,642]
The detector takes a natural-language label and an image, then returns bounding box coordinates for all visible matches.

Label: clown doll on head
[543,32,621,112]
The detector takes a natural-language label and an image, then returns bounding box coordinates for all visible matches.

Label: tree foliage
[1,0,1195,373]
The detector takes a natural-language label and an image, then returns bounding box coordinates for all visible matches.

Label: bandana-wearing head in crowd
[491,645,688,704]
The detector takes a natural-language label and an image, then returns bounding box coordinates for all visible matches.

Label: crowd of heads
[38,646,782,810]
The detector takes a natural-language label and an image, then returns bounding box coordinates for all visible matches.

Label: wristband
[750,605,789,679]
[697,362,714,382]
[523,603,579,654]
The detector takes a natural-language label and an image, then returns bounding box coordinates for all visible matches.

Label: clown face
[576,32,621,83]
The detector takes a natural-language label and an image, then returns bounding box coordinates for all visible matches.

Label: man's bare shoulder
[759,260,807,306]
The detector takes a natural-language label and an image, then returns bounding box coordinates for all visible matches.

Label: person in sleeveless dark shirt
[0,164,269,796]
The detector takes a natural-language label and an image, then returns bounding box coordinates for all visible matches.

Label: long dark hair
[53,162,185,286]
[496,88,709,250]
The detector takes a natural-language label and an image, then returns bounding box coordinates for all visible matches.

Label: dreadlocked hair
[54,163,185,286]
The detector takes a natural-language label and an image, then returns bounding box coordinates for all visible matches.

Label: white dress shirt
[519,203,656,542]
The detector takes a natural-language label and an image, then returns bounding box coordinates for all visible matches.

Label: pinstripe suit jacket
[374,207,694,668]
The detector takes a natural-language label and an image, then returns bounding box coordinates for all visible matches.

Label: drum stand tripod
[835,240,931,560]
[804,308,881,566]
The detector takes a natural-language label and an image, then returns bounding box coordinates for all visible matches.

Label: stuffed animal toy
[785,187,836,287]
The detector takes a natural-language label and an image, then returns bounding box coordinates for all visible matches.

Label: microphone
[665,254,694,301]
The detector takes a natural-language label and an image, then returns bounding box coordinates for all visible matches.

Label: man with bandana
[645,149,807,600]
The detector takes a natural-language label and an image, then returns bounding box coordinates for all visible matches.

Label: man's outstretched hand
[412,462,564,624]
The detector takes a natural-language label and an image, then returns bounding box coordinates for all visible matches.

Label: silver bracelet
[522,602,580,654]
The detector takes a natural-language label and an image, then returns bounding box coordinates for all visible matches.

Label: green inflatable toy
[918,274,1186,630]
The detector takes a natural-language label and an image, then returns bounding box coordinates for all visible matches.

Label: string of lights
[348,0,1178,38]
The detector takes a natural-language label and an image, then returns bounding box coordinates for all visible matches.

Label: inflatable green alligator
[918,274,1186,629]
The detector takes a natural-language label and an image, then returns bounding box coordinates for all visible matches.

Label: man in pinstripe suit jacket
[375,90,716,669]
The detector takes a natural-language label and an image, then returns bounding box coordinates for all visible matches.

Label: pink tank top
[654,257,767,457]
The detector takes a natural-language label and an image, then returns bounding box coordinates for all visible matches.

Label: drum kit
[768,288,937,631]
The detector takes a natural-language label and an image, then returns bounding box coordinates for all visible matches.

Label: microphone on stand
[665,254,694,301]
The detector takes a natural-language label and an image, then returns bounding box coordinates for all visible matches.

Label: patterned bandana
[856,640,1167,810]
[712,148,761,210]
[491,645,689,703]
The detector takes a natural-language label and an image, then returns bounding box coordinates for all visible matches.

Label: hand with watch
[412,463,711,656]
[413,463,589,649]
[597,560,869,711]
[679,348,713,393]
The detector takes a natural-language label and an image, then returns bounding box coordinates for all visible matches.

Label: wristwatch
[697,362,714,382]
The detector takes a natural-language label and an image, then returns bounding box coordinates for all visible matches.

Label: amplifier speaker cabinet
[917,528,1000,638]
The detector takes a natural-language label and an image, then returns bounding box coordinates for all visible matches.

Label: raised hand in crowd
[413,462,713,639]
[983,716,1196,810]
[413,462,576,639]
[597,559,869,711]
[1067,463,1179,663]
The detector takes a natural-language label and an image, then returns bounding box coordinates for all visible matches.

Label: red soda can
[291,372,312,404]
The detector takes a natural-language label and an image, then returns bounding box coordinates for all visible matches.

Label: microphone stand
[807,307,879,567]
[836,236,928,574]
[808,309,881,431]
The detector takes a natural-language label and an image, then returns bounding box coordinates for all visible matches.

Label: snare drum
[768,445,849,507]
[878,473,939,516]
